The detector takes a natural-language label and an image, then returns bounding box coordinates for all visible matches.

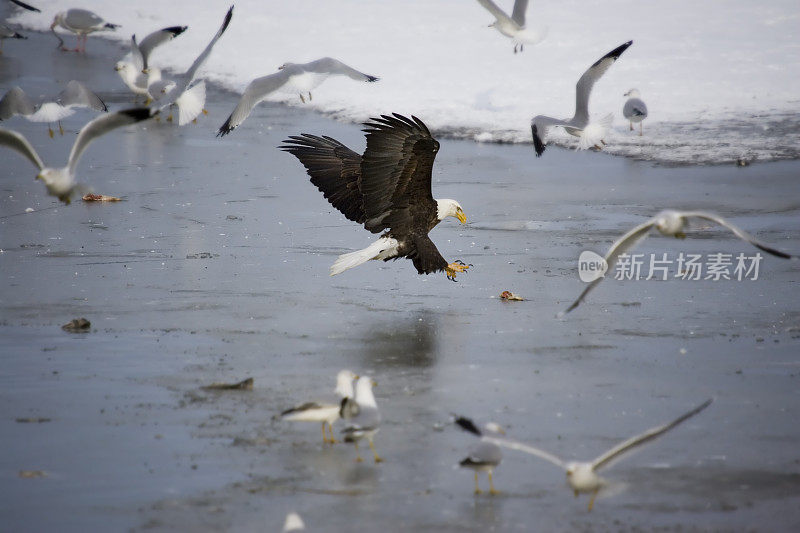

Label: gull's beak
[371,379,378,388]
[114,65,121,71]
[456,209,467,224]
[497,427,506,435]
[35,173,42,181]
[142,68,150,74]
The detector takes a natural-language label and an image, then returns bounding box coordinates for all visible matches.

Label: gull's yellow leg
[48,126,54,139]
[354,441,363,462]
[587,489,598,512]
[309,92,313,101]
[473,472,482,495]
[488,470,498,495]
[58,122,64,135]
[202,109,208,115]
[321,423,328,443]
[369,439,383,463]
[299,93,305,103]
[327,423,338,444]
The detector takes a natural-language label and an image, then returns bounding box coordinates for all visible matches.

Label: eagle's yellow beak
[456,208,467,224]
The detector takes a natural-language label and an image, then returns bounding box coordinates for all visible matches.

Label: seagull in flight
[484,399,713,511]
[217,58,378,136]
[531,41,632,156]
[0,108,154,204]
[149,6,232,126]
[560,209,799,316]
[474,0,547,53]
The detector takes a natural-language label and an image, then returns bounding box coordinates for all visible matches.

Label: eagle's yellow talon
[446,261,470,280]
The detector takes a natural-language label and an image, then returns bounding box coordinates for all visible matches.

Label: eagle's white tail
[177,81,206,125]
[330,237,398,276]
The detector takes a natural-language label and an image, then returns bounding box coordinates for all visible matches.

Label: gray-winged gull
[484,399,713,511]
[27,80,107,138]
[50,8,119,52]
[149,6,232,126]
[0,86,35,120]
[531,41,632,156]
[475,0,547,53]
[0,108,154,203]
[115,26,188,104]
[278,369,357,444]
[340,376,382,463]
[560,209,799,316]
[623,88,648,135]
[217,57,378,136]
[455,416,505,495]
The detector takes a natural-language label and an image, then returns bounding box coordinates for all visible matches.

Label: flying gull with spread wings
[560,209,798,316]
[217,57,378,136]
[531,41,632,156]
[474,0,547,53]
[484,399,713,511]
[0,108,154,203]
[148,6,232,125]
[115,26,188,103]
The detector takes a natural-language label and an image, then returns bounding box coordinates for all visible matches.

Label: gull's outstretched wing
[483,435,567,470]
[531,115,571,157]
[67,108,153,175]
[8,0,41,12]
[58,80,107,111]
[684,211,798,260]
[303,57,379,82]
[559,216,656,316]
[475,0,513,24]
[0,87,35,120]
[138,25,187,71]
[511,0,529,26]
[572,41,632,126]
[180,7,232,90]
[217,70,292,136]
[0,127,45,170]
[591,399,713,472]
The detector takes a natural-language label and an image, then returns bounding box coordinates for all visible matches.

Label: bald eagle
[280,113,470,280]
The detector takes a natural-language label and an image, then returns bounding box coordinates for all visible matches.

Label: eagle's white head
[436,198,467,224]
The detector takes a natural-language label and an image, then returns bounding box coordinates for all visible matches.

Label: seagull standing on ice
[278,369,358,444]
[50,8,119,52]
[484,399,713,511]
[0,108,154,204]
[474,0,547,53]
[455,416,505,495]
[531,41,632,156]
[623,88,648,135]
[341,376,382,463]
[217,58,378,136]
